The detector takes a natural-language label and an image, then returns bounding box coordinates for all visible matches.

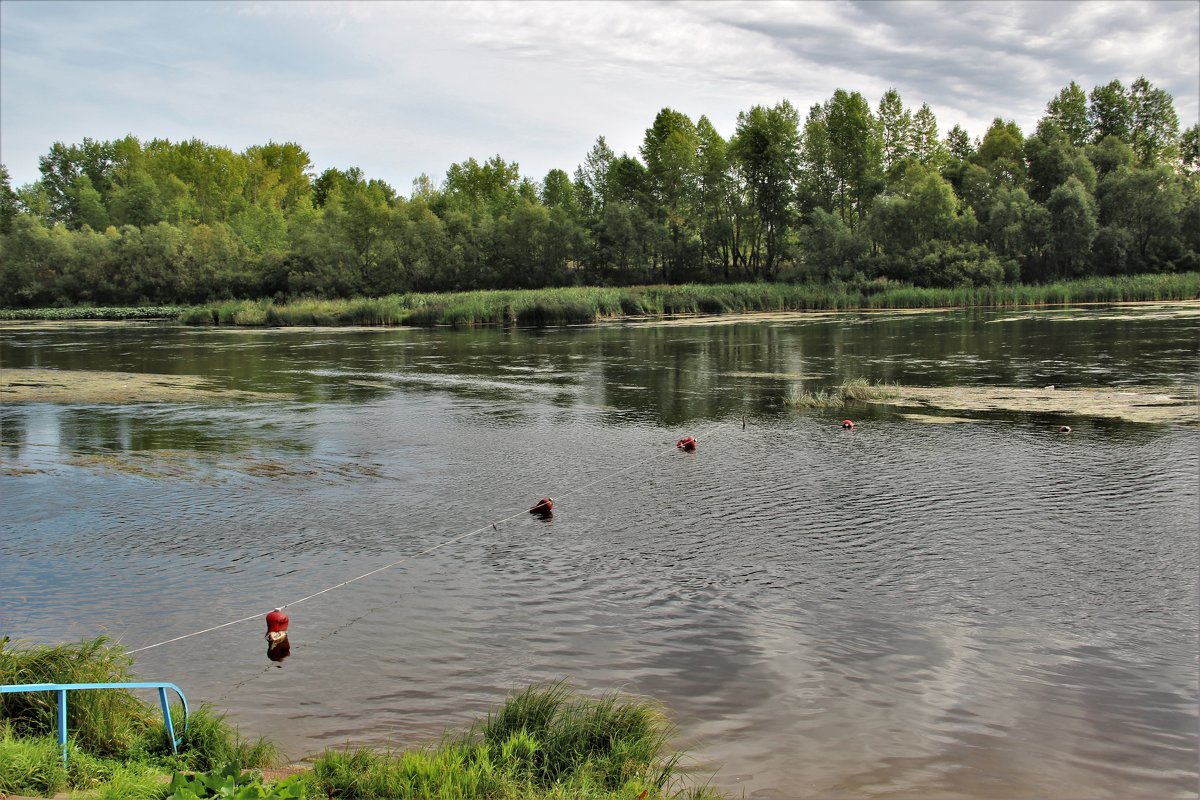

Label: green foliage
[0,729,70,797]
[167,763,304,800]
[2,77,1195,309]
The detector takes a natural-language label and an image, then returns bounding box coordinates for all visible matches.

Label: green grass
[0,637,275,798]
[309,683,720,799]
[787,378,901,408]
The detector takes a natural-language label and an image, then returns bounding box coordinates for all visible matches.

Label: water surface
[2,307,1197,799]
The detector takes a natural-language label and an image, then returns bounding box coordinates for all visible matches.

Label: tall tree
[974,118,1026,187]
[695,115,735,280]
[1128,76,1180,164]
[729,100,802,277]
[1088,80,1132,144]
[877,88,913,174]
[573,136,615,222]
[1046,176,1098,277]
[641,108,701,280]
[824,90,883,227]
[910,103,945,167]
[944,124,974,162]
[1025,119,1095,204]
[1045,81,1090,148]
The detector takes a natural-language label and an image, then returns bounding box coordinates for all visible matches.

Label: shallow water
[2,306,1198,799]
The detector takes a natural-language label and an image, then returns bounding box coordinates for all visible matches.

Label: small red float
[676,436,697,451]
[265,607,289,644]
[1059,425,1072,433]
[841,419,855,429]
[529,497,554,516]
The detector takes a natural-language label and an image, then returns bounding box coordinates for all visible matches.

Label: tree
[1181,124,1200,173]
[1128,76,1180,164]
[573,136,615,222]
[1046,176,1098,277]
[944,124,974,161]
[1045,81,1090,148]
[974,118,1026,187]
[1025,119,1095,204]
[910,103,945,168]
[799,102,836,213]
[823,90,883,228]
[37,138,117,226]
[877,88,913,175]
[108,168,163,227]
[1085,135,1136,179]
[641,108,701,281]
[985,185,1047,267]
[695,115,735,280]
[729,100,802,277]
[1088,80,1132,143]
[865,162,964,255]
[0,165,17,234]
[1097,164,1183,268]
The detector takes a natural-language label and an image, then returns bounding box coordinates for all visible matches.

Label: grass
[787,377,901,408]
[308,683,720,799]
[1,639,721,799]
[0,636,276,798]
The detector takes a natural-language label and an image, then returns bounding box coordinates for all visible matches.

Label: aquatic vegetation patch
[0,368,286,404]
[787,378,901,408]
[869,385,1198,425]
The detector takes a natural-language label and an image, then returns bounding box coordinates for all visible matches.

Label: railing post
[57,688,68,767]
[158,686,178,754]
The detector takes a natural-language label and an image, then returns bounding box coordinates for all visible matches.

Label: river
[1,305,1197,799]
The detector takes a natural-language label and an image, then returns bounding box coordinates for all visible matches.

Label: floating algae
[0,368,285,404]
[871,385,1198,425]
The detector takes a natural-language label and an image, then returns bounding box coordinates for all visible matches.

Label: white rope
[125,420,732,655]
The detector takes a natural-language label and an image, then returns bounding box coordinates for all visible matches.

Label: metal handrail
[0,681,189,766]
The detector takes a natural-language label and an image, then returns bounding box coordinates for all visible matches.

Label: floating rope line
[126,419,733,656]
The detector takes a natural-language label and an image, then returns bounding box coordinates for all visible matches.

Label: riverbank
[1,273,1196,327]
[0,638,721,800]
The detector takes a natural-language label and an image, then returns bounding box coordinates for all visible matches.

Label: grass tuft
[788,378,900,408]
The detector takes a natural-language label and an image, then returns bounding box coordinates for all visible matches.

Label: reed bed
[788,378,901,408]
[4,273,1196,327]
[167,272,1200,329]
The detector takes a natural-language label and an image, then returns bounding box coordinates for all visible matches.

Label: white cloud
[1,0,1196,191]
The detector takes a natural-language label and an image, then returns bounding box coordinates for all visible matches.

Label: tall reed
[170,272,1200,329]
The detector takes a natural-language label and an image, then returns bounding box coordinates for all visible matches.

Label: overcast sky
[2,0,1197,191]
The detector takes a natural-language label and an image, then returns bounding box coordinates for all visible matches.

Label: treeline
[1,76,1197,308]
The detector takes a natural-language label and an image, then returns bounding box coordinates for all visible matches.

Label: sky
[1,0,1197,192]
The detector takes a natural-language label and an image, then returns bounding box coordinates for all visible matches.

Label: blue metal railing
[0,681,188,766]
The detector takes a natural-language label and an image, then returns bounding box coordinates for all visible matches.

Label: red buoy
[529,497,554,516]
[841,419,855,429]
[676,436,697,451]
[1059,425,1071,433]
[265,608,289,644]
